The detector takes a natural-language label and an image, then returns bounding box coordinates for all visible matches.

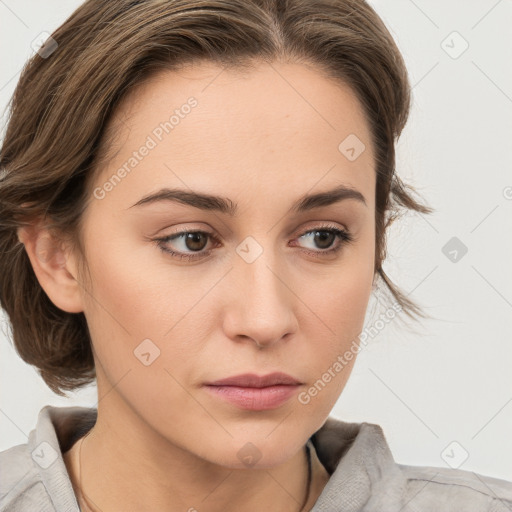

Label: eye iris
[313,230,335,249]
[185,232,208,251]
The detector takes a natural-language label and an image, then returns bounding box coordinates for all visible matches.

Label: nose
[222,251,298,349]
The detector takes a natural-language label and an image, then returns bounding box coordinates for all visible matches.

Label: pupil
[186,232,207,251]
[315,231,334,249]
[182,231,335,252]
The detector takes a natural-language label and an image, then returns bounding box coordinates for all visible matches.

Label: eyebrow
[128,184,367,214]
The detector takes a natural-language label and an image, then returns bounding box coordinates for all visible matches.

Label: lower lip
[204,384,300,410]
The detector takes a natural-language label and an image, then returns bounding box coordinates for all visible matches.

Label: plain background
[1,0,511,481]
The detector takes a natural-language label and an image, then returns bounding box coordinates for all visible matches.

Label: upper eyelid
[162,223,348,240]
[155,225,354,262]
[158,224,351,250]
[163,218,349,235]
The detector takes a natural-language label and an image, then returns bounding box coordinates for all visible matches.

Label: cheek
[297,235,374,394]
[304,272,371,375]
[296,276,371,422]
[79,246,199,427]
[79,223,177,336]
[79,227,213,381]
[306,233,375,335]
[76,232,164,377]
[80,211,374,401]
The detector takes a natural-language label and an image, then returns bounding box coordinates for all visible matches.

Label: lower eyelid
[293,229,352,252]
[156,227,352,258]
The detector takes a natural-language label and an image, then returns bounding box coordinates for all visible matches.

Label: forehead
[90,60,375,211]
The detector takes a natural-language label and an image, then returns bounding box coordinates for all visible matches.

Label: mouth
[203,372,303,411]
[203,384,301,410]
[204,372,302,388]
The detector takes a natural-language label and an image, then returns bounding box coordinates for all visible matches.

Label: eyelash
[153,223,354,262]
[153,225,354,261]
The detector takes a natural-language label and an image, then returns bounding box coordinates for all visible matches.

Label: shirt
[1,405,511,511]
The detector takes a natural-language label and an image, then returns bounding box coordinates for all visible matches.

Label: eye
[154,230,217,261]
[153,223,354,261]
[292,223,354,258]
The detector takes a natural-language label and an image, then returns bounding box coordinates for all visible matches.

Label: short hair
[0,0,433,396]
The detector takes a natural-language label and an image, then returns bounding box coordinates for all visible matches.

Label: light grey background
[1,0,511,481]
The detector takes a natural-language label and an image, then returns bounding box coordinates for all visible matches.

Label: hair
[0,0,434,397]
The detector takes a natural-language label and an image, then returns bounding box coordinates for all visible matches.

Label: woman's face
[72,60,376,467]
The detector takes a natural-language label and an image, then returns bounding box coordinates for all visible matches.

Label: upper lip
[205,372,302,388]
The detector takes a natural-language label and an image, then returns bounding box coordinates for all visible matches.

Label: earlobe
[17,225,84,314]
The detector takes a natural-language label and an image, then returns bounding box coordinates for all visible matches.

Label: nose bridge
[224,234,297,345]
[246,250,282,300]
[237,235,289,309]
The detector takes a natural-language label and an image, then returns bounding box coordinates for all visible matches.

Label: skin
[19,60,376,511]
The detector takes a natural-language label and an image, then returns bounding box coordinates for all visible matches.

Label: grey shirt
[1,405,511,511]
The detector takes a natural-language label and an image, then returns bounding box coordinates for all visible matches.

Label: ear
[17,222,84,313]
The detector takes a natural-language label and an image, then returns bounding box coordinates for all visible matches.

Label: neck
[63,407,329,512]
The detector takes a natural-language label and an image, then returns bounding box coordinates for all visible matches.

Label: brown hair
[0,0,433,396]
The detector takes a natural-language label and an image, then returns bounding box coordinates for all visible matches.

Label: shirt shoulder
[395,462,512,512]
[0,442,57,512]
[311,417,512,512]
[0,405,89,512]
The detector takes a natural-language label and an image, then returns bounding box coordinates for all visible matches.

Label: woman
[0,1,511,511]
